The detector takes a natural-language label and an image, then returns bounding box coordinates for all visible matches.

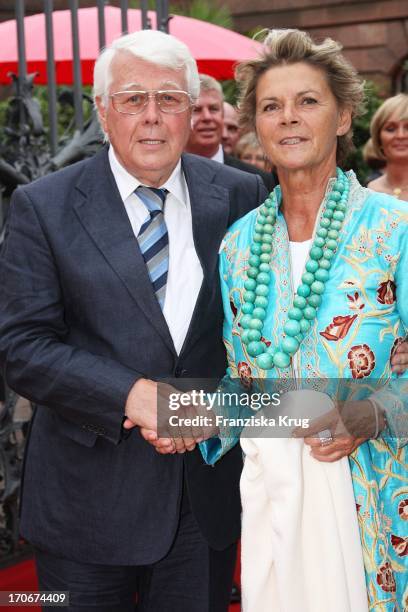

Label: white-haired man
[0,30,267,611]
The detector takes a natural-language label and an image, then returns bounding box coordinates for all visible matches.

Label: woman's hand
[293,399,385,462]
[302,433,368,462]
[391,340,408,374]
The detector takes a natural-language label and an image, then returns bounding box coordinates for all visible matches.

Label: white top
[108,146,203,354]
[211,144,224,163]
[289,239,312,289]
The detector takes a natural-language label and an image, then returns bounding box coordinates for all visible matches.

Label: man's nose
[142,95,161,123]
[200,106,213,121]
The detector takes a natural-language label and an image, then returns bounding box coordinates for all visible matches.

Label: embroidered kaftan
[201,173,408,611]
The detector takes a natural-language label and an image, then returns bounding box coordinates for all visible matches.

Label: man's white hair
[93,29,200,103]
[198,74,224,99]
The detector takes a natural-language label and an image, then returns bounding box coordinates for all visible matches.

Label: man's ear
[337,106,352,137]
[95,96,108,134]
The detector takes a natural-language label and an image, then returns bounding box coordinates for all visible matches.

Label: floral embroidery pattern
[238,362,252,390]
[391,534,408,557]
[347,343,376,378]
[376,562,397,593]
[218,175,408,608]
[320,314,357,341]
[347,292,365,311]
[346,229,374,259]
[377,280,397,305]
[398,499,408,521]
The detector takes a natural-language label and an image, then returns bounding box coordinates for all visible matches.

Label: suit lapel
[73,148,176,353]
[180,154,230,354]
[182,154,229,288]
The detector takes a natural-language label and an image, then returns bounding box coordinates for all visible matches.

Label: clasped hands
[123,378,218,454]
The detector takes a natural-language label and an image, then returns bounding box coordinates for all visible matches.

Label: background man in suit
[0,30,267,611]
[222,102,241,156]
[185,74,276,193]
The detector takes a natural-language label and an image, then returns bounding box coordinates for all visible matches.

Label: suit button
[174,366,186,377]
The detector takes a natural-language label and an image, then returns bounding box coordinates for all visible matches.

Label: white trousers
[240,392,368,612]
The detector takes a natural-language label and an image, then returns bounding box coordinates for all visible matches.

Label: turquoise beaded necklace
[240,167,349,371]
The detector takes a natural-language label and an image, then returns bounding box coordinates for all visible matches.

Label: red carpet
[0,559,240,611]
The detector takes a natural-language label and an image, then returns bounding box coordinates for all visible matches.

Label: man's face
[222,102,240,155]
[96,52,192,187]
[186,89,224,158]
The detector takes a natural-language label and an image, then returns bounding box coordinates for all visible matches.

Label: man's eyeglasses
[110,90,193,115]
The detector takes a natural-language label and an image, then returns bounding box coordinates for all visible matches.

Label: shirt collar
[108,145,186,205]
[211,144,224,164]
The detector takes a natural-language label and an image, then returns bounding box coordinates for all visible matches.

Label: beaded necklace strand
[240,167,349,371]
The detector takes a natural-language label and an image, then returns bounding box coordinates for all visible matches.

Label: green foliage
[0,84,94,150]
[0,101,7,133]
[128,0,157,9]
[346,81,383,184]
[34,86,93,136]
[171,0,233,29]
[222,80,238,105]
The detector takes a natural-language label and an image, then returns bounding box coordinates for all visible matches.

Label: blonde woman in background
[368,93,408,200]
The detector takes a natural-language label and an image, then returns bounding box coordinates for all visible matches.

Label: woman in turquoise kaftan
[198,30,408,611]
[201,172,408,609]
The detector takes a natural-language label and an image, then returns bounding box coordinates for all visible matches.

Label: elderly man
[185,74,276,192]
[222,101,240,156]
[0,31,266,611]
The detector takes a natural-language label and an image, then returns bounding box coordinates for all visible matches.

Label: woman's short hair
[370,93,408,160]
[235,28,365,165]
[93,29,200,103]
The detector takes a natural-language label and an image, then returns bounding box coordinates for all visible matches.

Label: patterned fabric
[136,186,169,308]
[200,173,408,611]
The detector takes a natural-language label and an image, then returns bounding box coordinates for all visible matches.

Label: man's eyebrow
[114,81,185,91]
[115,82,143,91]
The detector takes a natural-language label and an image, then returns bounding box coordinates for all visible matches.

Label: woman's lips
[279,137,306,145]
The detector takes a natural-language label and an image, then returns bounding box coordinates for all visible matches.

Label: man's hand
[391,340,408,374]
[126,381,218,454]
[140,401,219,455]
[123,378,159,432]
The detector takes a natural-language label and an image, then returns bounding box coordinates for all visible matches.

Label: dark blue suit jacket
[0,147,267,565]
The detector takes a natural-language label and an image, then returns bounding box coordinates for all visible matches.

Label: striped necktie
[136,186,169,309]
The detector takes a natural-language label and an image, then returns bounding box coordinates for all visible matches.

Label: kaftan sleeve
[372,205,408,449]
[199,248,253,465]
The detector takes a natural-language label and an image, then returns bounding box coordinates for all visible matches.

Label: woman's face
[255,62,351,174]
[241,146,267,171]
[379,112,408,163]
